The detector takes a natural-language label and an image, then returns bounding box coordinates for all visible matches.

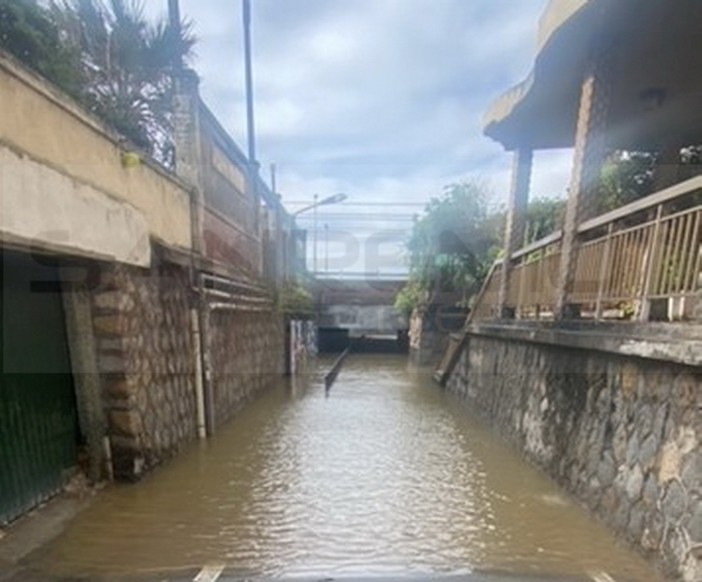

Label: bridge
[313,274,409,353]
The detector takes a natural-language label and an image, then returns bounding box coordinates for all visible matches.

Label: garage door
[0,250,79,525]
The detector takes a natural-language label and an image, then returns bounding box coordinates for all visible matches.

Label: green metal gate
[1,251,79,525]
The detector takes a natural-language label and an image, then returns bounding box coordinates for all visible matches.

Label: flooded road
[35,356,657,580]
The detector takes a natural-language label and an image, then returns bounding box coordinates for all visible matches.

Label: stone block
[638,433,660,471]
[94,291,127,312]
[109,409,142,438]
[98,354,127,374]
[685,503,702,545]
[106,379,132,400]
[642,512,665,551]
[662,480,688,523]
[681,452,701,494]
[93,315,127,336]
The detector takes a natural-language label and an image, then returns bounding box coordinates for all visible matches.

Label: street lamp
[293,193,348,272]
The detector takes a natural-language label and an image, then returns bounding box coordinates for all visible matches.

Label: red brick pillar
[498,148,533,318]
[555,45,613,319]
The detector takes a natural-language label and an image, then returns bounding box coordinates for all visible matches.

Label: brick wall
[446,335,701,581]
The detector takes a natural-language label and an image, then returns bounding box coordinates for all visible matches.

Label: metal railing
[471,176,702,322]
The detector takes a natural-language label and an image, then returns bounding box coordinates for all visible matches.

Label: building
[0,50,303,524]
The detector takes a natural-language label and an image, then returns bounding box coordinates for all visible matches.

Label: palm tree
[0,0,82,95]
[55,0,195,166]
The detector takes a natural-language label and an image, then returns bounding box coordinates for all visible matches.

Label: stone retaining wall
[91,262,197,480]
[208,310,284,430]
[446,333,701,581]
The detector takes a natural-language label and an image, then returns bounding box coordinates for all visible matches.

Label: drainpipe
[190,308,207,440]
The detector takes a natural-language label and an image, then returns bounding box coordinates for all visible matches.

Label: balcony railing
[471,176,702,322]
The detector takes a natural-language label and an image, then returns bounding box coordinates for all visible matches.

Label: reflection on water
[37,355,657,580]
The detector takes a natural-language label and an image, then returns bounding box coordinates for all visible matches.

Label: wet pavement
[22,356,659,581]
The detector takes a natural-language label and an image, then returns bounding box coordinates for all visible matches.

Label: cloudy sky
[151,0,573,274]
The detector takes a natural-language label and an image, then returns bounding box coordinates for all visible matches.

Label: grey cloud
[150,0,571,271]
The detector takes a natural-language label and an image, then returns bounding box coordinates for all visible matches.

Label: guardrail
[471,176,702,322]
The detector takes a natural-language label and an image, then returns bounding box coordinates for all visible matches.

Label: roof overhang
[484,0,702,152]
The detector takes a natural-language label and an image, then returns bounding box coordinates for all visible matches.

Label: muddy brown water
[35,355,658,580]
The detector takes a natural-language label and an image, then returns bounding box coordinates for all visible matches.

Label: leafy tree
[55,0,196,165]
[2,0,195,166]
[599,150,657,213]
[394,280,427,318]
[0,0,82,95]
[397,181,501,312]
[524,197,565,243]
[277,282,314,319]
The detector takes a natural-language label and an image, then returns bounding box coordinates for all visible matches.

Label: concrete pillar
[498,148,533,318]
[61,278,108,482]
[654,143,681,192]
[555,45,613,319]
[172,69,205,254]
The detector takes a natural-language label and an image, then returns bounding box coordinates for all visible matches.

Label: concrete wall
[289,320,317,375]
[319,304,406,337]
[445,330,701,581]
[1,144,150,267]
[0,51,192,258]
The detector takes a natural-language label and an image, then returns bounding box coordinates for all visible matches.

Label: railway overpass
[313,274,409,353]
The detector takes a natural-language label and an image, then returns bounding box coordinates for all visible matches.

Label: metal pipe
[201,273,265,294]
[168,0,183,70]
[103,436,114,482]
[313,194,318,272]
[209,302,271,312]
[243,0,256,165]
[190,308,207,440]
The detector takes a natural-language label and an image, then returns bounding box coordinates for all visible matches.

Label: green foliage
[599,151,656,213]
[524,197,565,244]
[277,282,314,319]
[56,0,196,165]
[0,0,82,95]
[0,0,195,167]
[397,181,501,312]
[393,280,426,318]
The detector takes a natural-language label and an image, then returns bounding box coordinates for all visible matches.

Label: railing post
[498,148,533,319]
[594,223,614,320]
[639,205,665,321]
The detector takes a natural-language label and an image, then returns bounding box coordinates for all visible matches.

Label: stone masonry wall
[446,335,701,581]
[409,307,442,367]
[91,262,197,480]
[209,309,284,430]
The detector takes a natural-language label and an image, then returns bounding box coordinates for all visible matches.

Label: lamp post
[293,193,347,272]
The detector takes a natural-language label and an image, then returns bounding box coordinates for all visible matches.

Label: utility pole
[313,194,319,273]
[243,0,257,166]
[242,0,260,235]
[168,0,183,69]
[324,223,329,272]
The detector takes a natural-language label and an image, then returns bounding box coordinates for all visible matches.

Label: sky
[148,0,573,274]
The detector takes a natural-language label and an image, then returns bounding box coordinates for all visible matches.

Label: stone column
[555,45,613,319]
[498,148,533,318]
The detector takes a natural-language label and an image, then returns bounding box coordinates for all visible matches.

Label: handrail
[479,178,701,323]
[578,175,702,234]
[467,260,503,324]
[511,230,563,261]
[325,347,350,393]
